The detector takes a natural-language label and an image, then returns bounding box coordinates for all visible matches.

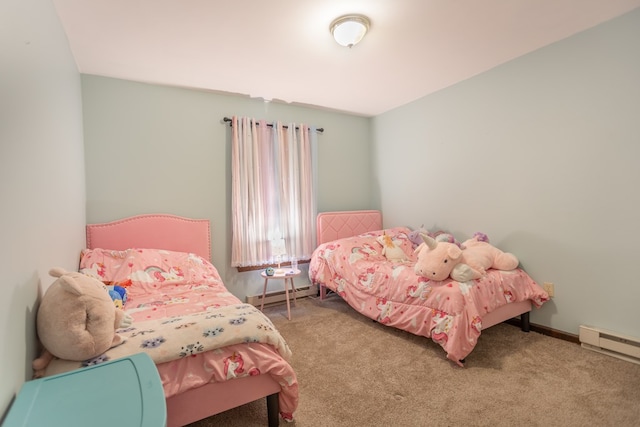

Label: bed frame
[86,214,281,427]
[315,210,531,332]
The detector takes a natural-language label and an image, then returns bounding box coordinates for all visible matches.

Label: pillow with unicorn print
[80,248,224,292]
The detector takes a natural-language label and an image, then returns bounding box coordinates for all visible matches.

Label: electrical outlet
[543,282,554,298]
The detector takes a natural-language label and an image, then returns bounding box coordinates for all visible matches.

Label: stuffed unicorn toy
[414,234,519,282]
[376,233,407,261]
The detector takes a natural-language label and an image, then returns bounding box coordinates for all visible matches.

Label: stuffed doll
[33,267,132,377]
[414,234,519,282]
[376,233,407,261]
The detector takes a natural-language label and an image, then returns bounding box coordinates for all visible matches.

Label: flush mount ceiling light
[330,14,370,48]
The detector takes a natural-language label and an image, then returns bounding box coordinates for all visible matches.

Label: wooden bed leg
[319,284,326,300]
[521,311,531,332]
[266,393,279,427]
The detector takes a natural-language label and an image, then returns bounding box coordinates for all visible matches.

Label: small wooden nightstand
[260,268,302,320]
[4,352,166,427]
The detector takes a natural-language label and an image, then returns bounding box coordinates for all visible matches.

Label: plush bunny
[32,267,132,377]
[414,234,519,282]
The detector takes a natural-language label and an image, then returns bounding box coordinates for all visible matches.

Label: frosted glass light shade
[330,15,370,48]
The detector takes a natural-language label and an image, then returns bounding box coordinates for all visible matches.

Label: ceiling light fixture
[330,14,370,48]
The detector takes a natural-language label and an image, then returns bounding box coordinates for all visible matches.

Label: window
[230,116,318,267]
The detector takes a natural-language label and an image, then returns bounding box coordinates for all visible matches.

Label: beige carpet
[189,296,640,427]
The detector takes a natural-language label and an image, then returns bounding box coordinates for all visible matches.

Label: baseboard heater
[246,284,318,307]
[579,325,640,365]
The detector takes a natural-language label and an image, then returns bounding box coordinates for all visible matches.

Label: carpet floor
[188,296,640,426]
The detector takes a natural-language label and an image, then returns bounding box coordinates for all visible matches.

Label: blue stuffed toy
[105,285,127,309]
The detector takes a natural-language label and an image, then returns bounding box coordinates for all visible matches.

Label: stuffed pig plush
[414,234,519,282]
[32,267,132,377]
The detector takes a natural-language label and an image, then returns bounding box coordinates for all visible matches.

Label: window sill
[236,259,309,273]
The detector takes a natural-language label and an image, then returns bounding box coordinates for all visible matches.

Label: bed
[42,214,298,427]
[309,210,549,366]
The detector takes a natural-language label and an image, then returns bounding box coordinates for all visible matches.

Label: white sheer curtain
[231,116,317,267]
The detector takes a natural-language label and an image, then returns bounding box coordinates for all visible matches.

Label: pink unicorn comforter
[47,247,298,420]
[309,227,548,365]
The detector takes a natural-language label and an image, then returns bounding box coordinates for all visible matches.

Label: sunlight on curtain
[231,116,317,267]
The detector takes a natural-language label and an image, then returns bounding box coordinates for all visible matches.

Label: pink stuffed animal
[414,234,519,282]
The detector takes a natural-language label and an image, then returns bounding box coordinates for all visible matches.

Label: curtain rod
[223,117,324,133]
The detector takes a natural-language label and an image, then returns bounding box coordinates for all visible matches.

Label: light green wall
[372,8,640,337]
[81,75,372,298]
[1,0,86,417]
[4,10,637,417]
[83,8,640,337]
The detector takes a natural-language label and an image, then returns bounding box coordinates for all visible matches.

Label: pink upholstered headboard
[316,210,383,245]
[86,214,211,260]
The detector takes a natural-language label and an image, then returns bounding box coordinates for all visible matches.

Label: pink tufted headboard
[86,214,211,260]
[316,210,383,245]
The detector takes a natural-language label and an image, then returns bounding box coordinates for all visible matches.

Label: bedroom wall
[0,0,85,419]
[371,8,640,338]
[81,75,372,299]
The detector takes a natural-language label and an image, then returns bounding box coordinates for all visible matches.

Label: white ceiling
[52,0,640,117]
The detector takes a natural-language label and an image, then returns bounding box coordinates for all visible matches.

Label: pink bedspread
[61,248,299,420]
[309,227,549,365]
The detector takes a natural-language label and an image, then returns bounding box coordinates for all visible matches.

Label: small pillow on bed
[79,248,129,284]
[80,248,223,289]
